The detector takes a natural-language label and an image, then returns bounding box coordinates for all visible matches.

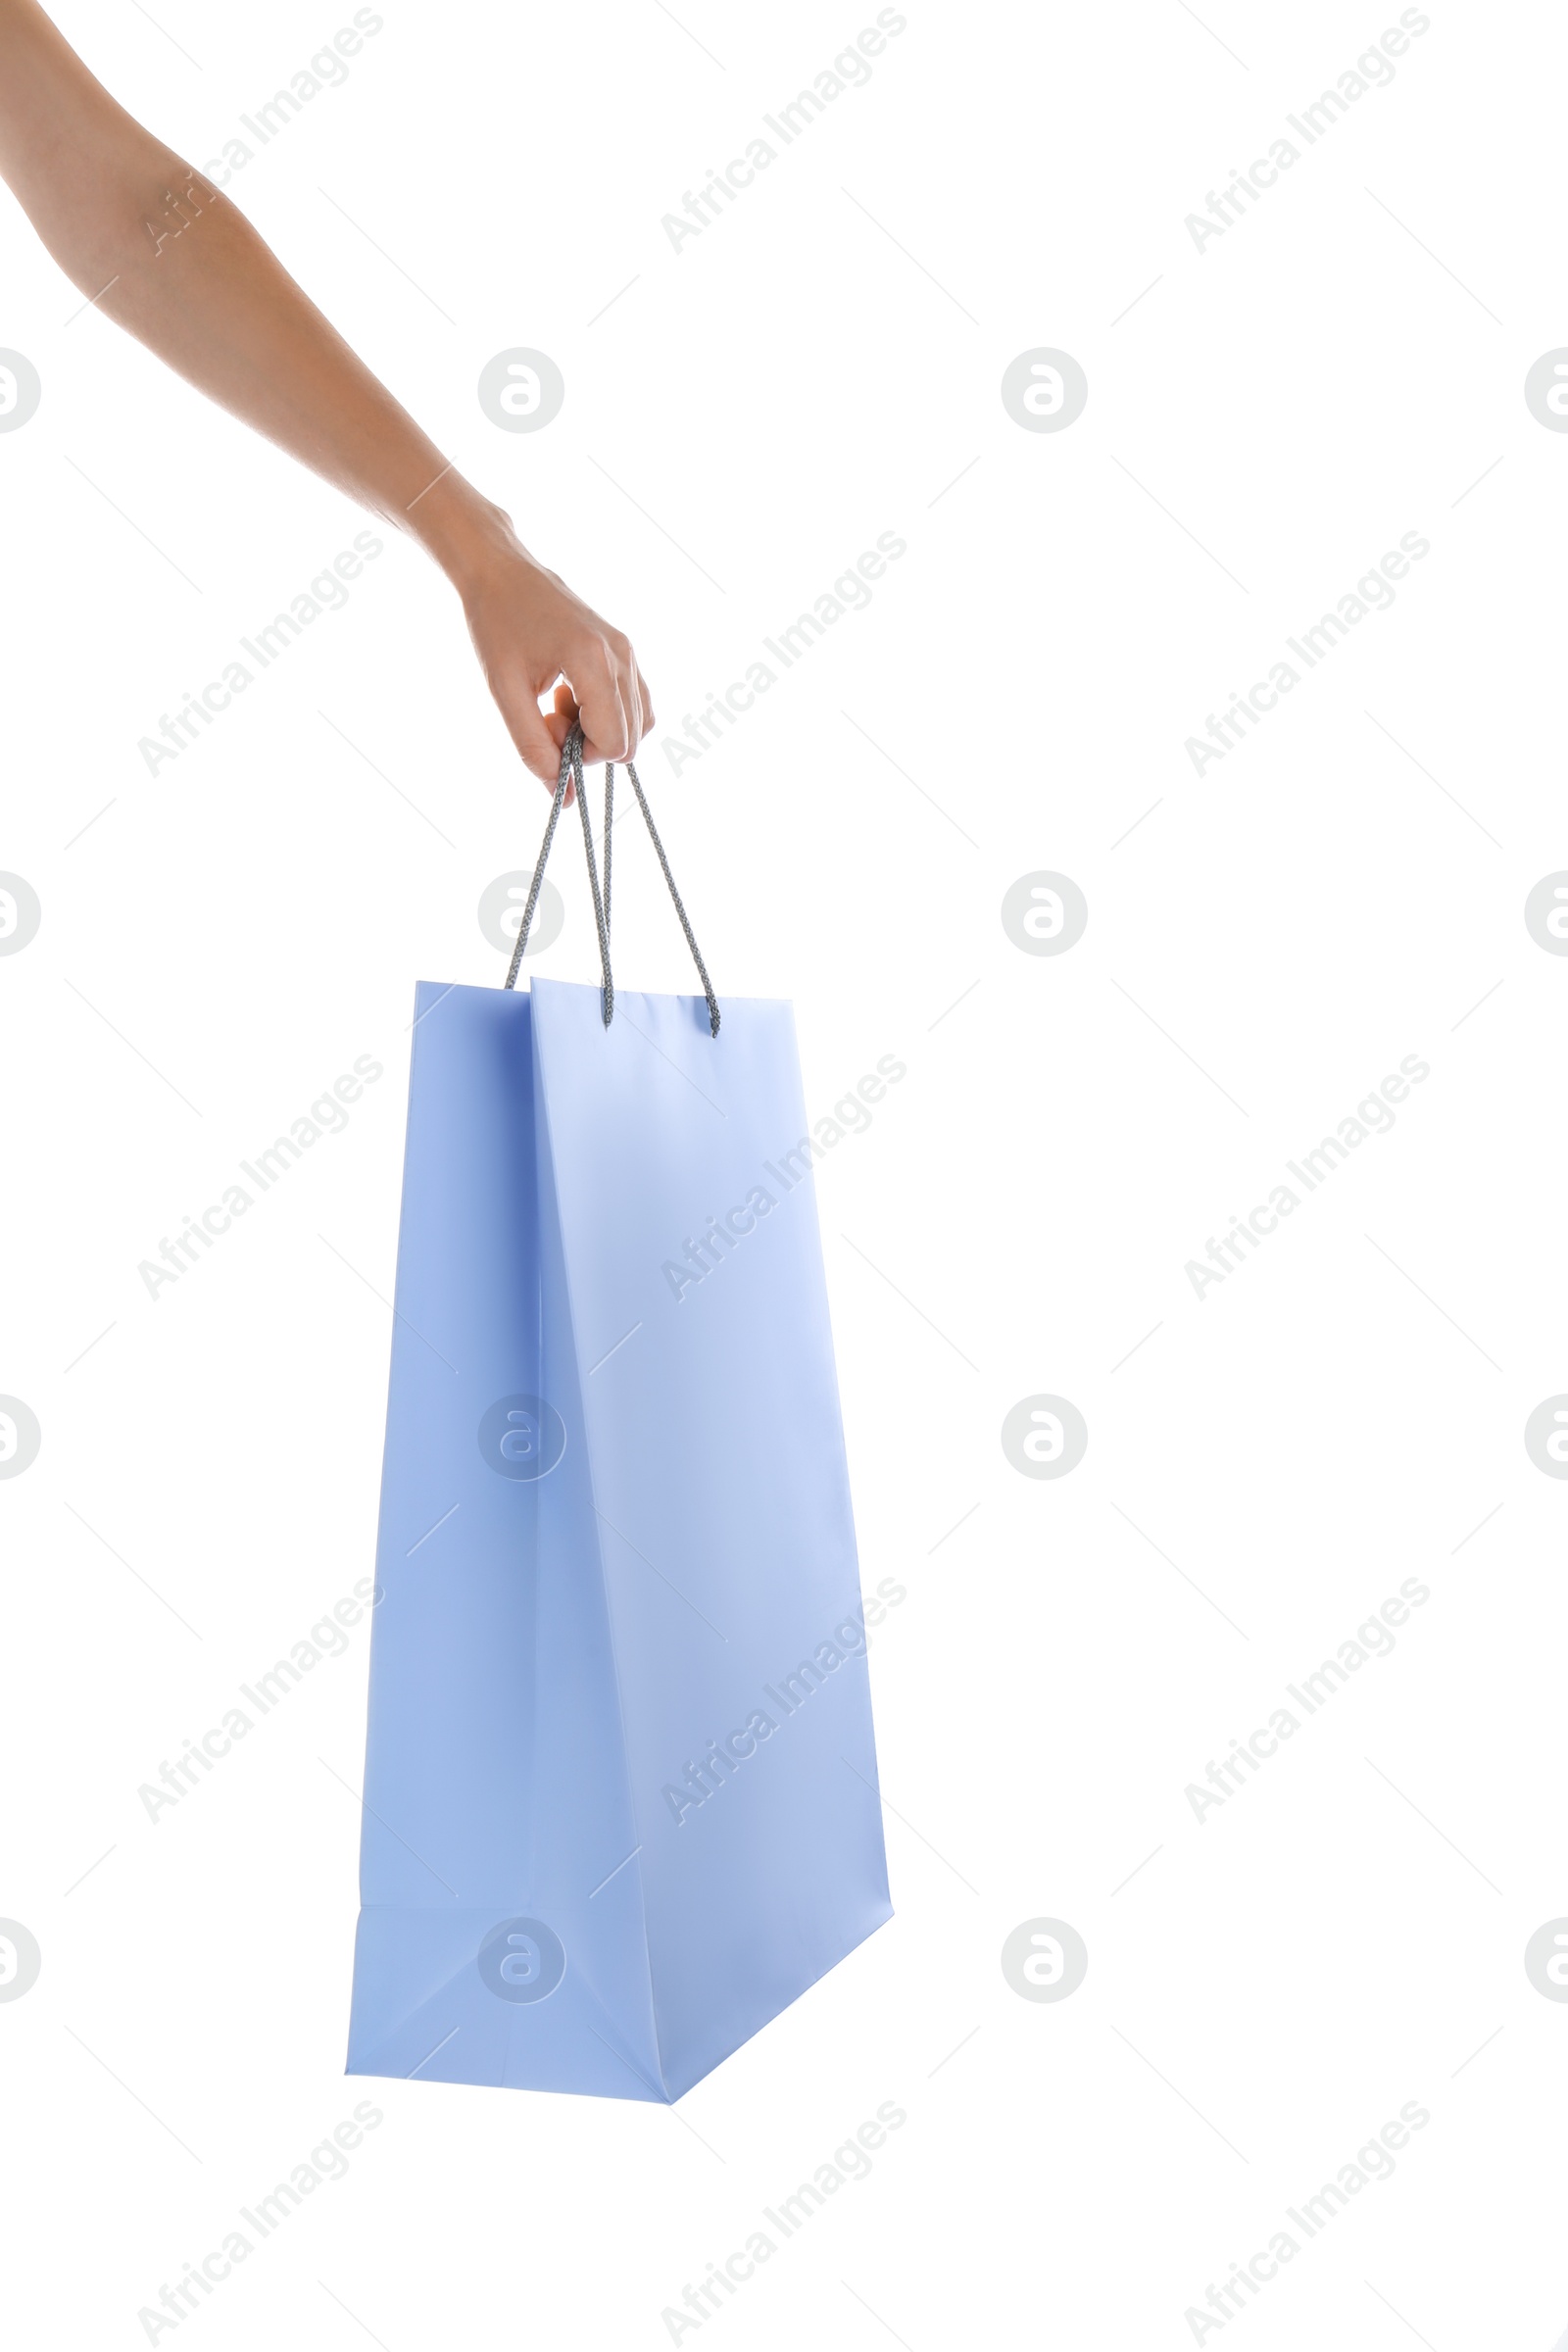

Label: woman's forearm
[0,0,653,776]
[0,3,497,581]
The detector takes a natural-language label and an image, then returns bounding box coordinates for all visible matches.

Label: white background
[2,0,1566,2345]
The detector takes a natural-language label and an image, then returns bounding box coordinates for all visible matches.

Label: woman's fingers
[461,547,655,790]
[497,676,571,792]
[541,684,579,800]
[609,632,645,760]
[567,634,632,766]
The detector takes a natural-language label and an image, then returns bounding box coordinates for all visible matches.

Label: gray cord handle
[503,724,720,1038]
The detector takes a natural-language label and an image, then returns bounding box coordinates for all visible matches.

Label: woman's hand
[447,507,655,792]
[0,0,657,800]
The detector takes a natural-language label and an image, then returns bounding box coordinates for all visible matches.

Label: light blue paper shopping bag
[346,736,891,2101]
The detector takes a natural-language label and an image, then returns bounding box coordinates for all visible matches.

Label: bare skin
[0,0,651,790]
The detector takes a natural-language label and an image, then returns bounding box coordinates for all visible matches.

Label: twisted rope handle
[503,724,719,1039]
[614,758,720,1038]
[504,728,612,1023]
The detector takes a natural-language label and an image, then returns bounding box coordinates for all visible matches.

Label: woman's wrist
[401,467,522,599]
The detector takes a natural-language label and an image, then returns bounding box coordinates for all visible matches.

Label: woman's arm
[0,0,651,783]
